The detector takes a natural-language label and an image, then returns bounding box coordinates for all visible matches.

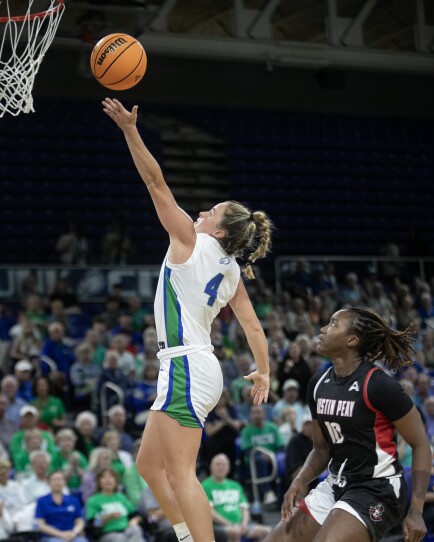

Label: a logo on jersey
[348,381,359,392]
[369,503,384,522]
[219,257,230,265]
[324,379,330,383]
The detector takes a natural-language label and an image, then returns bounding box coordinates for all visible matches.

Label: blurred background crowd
[1,253,434,540]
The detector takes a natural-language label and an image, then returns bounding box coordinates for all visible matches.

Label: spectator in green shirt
[50,428,88,492]
[100,431,132,479]
[85,468,145,542]
[202,453,271,542]
[84,328,107,367]
[25,294,48,337]
[30,376,66,431]
[9,405,56,466]
[14,429,46,478]
[127,296,150,333]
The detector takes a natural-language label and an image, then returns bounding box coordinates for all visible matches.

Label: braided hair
[347,307,416,371]
[218,201,274,279]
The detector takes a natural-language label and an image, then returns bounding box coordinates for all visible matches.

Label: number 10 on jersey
[324,421,344,444]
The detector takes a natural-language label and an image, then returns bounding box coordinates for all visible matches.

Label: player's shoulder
[198,233,240,274]
[364,363,405,396]
[196,233,231,257]
[365,363,397,384]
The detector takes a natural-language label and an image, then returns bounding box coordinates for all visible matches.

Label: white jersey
[154,233,240,349]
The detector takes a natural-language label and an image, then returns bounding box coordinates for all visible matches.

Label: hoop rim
[0,0,64,23]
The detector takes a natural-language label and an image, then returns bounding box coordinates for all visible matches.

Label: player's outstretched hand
[102,98,138,131]
[244,371,269,405]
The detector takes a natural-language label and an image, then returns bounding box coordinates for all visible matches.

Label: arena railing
[0,258,433,307]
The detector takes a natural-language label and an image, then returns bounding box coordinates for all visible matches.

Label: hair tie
[250,212,255,221]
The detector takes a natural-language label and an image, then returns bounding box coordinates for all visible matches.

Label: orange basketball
[90,33,147,91]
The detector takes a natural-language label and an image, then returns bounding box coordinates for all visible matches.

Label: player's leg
[262,475,342,542]
[245,522,272,540]
[136,410,184,526]
[157,411,215,541]
[262,509,321,542]
[319,476,408,542]
[312,509,370,542]
[220,524,242,542]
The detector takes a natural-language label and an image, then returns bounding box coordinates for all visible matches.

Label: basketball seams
[97,41,139,81]
[91,33,126,75]
[105,49,145,88]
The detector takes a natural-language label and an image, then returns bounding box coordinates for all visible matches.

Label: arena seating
[1,98,433,263]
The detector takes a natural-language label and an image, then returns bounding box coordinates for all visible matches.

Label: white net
[0,0,65,117]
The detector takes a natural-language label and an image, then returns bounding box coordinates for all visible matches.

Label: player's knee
[164,465,191,492]
[263,515,309,542]
[164,468,181,491]
[135,455,147,479]
[258,525,272,537]
[289,514,311,540]
[136,455,155,482]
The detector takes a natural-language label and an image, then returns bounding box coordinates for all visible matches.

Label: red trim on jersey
[362,366,397,459]
[373,412,397,457]
[362,367,380,412]
[299,498,315,520]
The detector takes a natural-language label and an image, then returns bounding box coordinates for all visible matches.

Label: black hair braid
[348,307,415,371]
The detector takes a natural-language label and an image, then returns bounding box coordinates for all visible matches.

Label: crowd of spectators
[54,217,134,266]
[0,258,434,540]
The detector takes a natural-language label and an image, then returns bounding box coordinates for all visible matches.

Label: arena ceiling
[55,0,434,74]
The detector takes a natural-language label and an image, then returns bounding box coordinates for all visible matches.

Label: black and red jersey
[308,360,413,482]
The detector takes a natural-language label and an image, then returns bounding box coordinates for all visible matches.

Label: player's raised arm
[102,98,195,249]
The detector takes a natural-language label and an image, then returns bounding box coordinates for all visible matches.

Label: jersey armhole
[362,367,380,413]
[166,234,201,270]
[312,367,332,401]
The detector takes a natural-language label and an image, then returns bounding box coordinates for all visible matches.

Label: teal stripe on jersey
[163,266,183,347]
[162,355,202,428]
[162,268,201,428]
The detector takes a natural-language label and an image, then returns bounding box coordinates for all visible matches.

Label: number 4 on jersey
[204,273,224,306]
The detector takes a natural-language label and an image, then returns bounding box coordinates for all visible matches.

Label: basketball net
[0,0,65,117]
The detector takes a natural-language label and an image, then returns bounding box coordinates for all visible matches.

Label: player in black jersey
[264,307,431,542]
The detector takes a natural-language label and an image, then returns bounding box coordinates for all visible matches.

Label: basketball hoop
[0,0,65,117]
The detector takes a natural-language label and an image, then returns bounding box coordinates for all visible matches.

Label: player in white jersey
[152,232,240,428]
[102,98,274,542]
